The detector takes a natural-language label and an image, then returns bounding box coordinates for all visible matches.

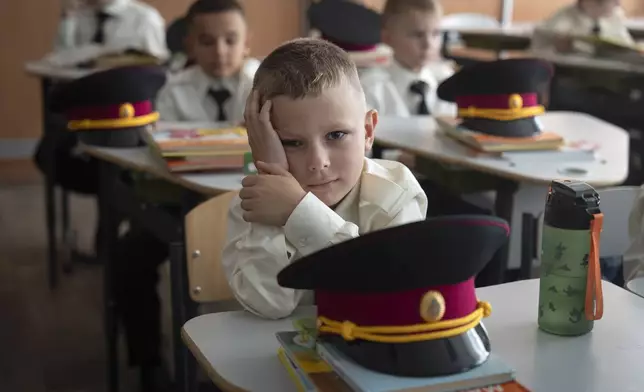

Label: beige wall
[0,0,301,140]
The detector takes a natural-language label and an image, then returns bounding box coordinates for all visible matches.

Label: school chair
[520,186,641,287]
[158,191,241,386]
[184,191,237,304]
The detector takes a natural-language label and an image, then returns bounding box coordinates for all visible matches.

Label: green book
[243,152,257,175]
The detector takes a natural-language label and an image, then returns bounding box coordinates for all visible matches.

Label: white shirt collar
[389,59,436,92]
[192,64,243,99]
[103,0,131,15]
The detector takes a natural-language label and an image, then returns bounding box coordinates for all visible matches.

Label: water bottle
[538,179,604,336]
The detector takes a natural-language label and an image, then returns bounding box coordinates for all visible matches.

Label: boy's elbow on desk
[227,270,299,320]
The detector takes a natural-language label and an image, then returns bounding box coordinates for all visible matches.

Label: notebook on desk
[316,342,516,392]
[436,117,564,153]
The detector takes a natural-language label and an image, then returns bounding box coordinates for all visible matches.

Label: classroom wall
[0,0,302,145]
[2,0,644,146]
[365,0,644,20]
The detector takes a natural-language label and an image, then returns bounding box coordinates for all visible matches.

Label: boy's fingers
[256,161,288,176]
[259,100,273,129]
[242,211,256,223]
[241,175,258,187]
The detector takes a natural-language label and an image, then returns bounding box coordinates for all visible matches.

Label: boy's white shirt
[361,59,457,117]
[531,4,634,52]
[222,158,428,319]
[54,0,168,60]
[156,58,260,123]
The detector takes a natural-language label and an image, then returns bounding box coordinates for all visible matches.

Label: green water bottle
[538,180,604,336]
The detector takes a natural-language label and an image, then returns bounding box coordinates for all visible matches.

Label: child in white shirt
[362,0,456,117]
[156,0,259,123]
[532,0,634,53]
[55,0,167,59]
[221,38,428,319]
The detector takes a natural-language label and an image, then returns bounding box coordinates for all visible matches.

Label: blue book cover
[316,342,515,392]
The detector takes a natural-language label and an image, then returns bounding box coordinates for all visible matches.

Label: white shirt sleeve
[134,11,169,60]
[222,185,427,319]
[221,193,359,320]
[155,84,181,121]
[54,15,79,50]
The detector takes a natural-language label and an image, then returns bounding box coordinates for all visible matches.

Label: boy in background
[56,0,167,59]
[532,0,633,53]
[156,0,259,123]
[307,0,393,72]
[222,38,428,320]
[362,0,456,117]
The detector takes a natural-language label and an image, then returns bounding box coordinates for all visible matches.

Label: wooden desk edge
[181,327,248,392]
[80,145,230,196]
[374,136,627,187]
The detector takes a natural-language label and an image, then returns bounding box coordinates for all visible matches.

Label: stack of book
[436,117,565,153]
[145,126,251,173]
[275,326,531,392]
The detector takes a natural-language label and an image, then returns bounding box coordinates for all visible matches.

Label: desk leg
[40,77,59,290]
[170,190,200,392]
[477,180,517,287]
[98,161,121,392]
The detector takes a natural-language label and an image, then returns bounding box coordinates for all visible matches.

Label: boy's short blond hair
[252,38,363,101]
[382,0,443,26]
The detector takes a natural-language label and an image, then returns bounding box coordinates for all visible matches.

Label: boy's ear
[364,109,378,152]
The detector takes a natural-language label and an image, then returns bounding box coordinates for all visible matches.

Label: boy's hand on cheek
[239,161,307,227]
[244,91,289,172]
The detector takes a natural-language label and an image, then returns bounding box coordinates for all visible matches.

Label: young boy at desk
[531,0,634,53]
[221,38,428,320]
[156,0,259,123]
[361,0,456,117]
[55,0,167,59]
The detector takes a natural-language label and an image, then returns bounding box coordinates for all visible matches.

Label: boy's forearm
[284,192,360,257]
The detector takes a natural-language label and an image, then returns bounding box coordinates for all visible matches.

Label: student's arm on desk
[221,192,426,319]
[54,14,80,50]
[612,7,635,45]
[155,84,181,121]
[133,10,169,60]
[625,187,644,282]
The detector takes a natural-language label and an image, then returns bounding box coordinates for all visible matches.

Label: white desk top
[182,279,644,392]
[24,60,92,81]
[80,146,244,196]
[376,112,629,186]
[80,113,628,196]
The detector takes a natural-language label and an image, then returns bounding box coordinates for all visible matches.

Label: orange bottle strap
[585,213,604,320]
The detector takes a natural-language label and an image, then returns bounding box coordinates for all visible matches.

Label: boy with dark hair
[156,0,259,122]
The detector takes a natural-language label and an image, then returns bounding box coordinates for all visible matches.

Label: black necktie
[409,80,431,115]
[208,89,232,121]
[591,20,601,36]
[92,11,111,44]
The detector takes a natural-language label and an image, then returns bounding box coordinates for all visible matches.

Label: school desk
[24,60,95,292]
[374,112,629,285]
[181,279,644,392]
[79,142,240,392]
[89,114,629,287]
[447,20,644,51]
